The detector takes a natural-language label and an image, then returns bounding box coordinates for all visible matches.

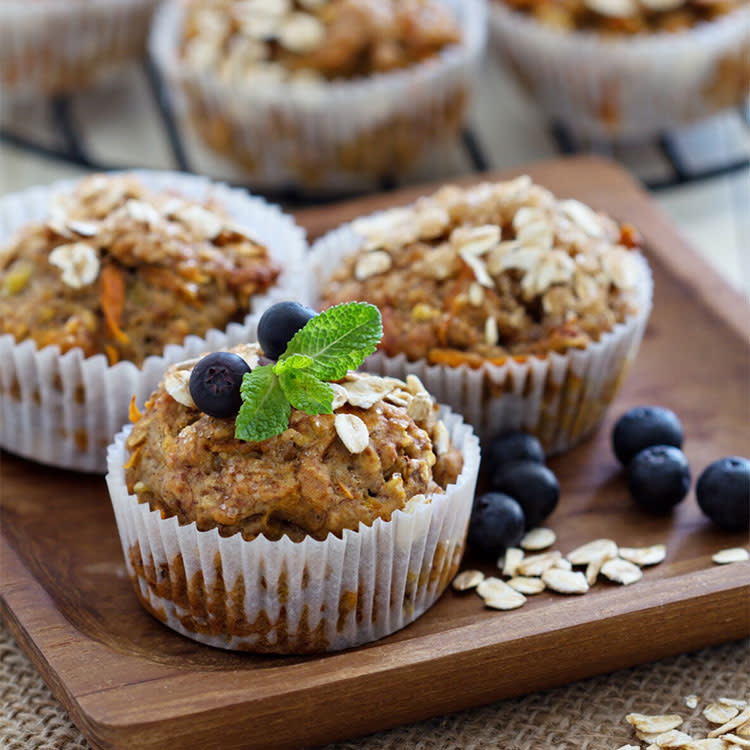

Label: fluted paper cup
[0,171,308,473]
[309,218,653,454]
[149,0,487,190]
[490,3,750,140]
[0,0,160,98]
[106,407,479,653]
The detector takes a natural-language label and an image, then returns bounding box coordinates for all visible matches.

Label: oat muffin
[0,174,280,367]
[0,172,307,472]
[150,0,486,188]
[0,0,160,97]
[489,0,750,139]
[107,342,480,652]
[312,176,653,451]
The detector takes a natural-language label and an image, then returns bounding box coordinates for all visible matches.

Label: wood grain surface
[1,156,748,750]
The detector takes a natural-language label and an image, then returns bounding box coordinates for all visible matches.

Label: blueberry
[490,461,559,529]
[257,301,317,360]
[485,431,545,473]
[626,445,691,513]
[696,456,750,531]
[612,406,683,466]
[467,492,526,559]
[189,352,251,418]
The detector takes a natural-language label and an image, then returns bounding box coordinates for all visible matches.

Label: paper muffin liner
[309,220,653,455]
[490,3,750,140]
[106,406,479,653]
[0,171,308,474]
[149,0,487,190]
[0,0,160,98]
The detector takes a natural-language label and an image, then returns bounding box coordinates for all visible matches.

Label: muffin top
[0,174,281,366]
[125,342,463,542]
[318,176,646,367]
[180,0,462,82]
[495,0,742,34]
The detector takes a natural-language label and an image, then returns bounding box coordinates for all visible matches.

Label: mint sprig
[235,302,382,443]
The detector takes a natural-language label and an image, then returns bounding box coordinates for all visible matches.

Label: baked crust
[125,344,463,541]
[0,175,281,366]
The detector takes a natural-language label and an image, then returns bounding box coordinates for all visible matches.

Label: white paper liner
[0,0,160,98]
[149,0,487,190]
[309,221,653,454]
[106,406,479,653]
[0,171,308,473]
[490,3,750,140]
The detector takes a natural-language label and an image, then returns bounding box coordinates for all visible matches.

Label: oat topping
[0,174,281,366]
[181,0,462,82]
[321,178,645,364]
[496,0,742,34]
[164,369,197,408]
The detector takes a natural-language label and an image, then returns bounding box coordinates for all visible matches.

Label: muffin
[150,0,487,189]
[0,0,160,98]
[0,172,307,472]
[106,328,480,652]
[489,0,750,139]
[312,176,653,453]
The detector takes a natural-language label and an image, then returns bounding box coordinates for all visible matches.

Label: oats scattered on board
[601,558,643,585]
[712,548,749,565]
[517,550,563,577]
[567,539,618,565]
[616,745,641,750]
[684,739,734,749]
[477,577,527,610]
[585,557,604,586]
[520,527,556,551]
[737,722,750,738]
[685,695,700,709]
[334,413,369,454]
[452,570,485,592]
[704,703,740,725]
[507,576,546,595]
[619,544,667,567]
[501,547,524,578]
[708,707,750,738]
[541,568,589,594]
[626,714,684,735]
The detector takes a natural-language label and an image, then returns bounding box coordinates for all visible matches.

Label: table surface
[1,42,749,750]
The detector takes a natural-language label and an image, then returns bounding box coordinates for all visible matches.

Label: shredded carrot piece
[128,395,142,423]
[104,344,119,366]
[428,348,484,369]
[100,264,130,345]
[123,443,142,470]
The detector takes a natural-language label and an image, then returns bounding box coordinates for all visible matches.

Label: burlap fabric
[1,616,747,750]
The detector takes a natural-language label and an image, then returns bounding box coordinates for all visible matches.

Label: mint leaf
[278,369,334,415]
[280,302,382,381]
[273,353,313,375]
[235,366,290,442]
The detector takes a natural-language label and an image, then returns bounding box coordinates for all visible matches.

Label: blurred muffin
[0,172,307,472]
[489,0,750,139]
[150,0,487,189]
[107,342,480,652]
[0,0,160,97]
[312,176,653,452]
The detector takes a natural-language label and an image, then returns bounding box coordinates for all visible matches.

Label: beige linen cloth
[1,616,747,750]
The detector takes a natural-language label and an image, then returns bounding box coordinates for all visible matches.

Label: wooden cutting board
[1,156,748,750]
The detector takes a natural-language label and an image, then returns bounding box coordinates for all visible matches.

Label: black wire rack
[1,58,748,205]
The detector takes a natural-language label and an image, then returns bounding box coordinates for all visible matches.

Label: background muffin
[312,176,653,452]
[0,171,307,472]
[150,0,487,189]
[489,0,750,140]
[0,0,160,98]
[108,338,480,653]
